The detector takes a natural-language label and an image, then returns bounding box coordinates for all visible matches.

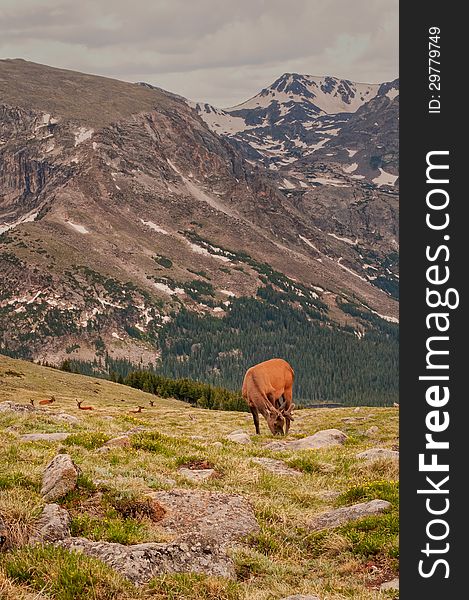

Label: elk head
[265,406,285,436]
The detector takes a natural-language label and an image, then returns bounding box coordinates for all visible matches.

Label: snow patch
[342,162,358,174]
[328,232,357,245]
[372,168,399,187]
[74,127,93,146]
[66,221,89,234]
[140,219,168,235]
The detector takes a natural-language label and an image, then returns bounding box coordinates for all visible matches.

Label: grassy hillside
[0,356,399,599]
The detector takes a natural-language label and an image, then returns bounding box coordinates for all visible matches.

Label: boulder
[380,578,399,591]
[266,429,347,451]
[20,433,70,442]
[356,448,399,461]
[0,401,35,413]
[41,454,79,501]
[30,503,71,543]
[146,488,259,545]
[251,457,302,477]
[365,425,379,437]
[309,499,391,531]
[103,435,131,448]
[54,413,80,424]
[226,431,251,444]
[57,534,234,583]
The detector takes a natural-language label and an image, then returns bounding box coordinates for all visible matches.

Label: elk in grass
[242,358,295,436]
[39,396,56,406]
[76,399,94,410]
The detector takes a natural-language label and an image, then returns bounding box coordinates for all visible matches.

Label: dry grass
[0,356,399,599]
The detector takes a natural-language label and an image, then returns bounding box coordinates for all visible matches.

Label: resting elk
[76,399,94,410]
[242,358,295,436]
[39,396,56,406]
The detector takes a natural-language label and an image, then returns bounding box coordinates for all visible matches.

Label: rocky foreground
[0,357,399,599]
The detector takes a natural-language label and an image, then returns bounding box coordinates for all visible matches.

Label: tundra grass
[0,355,399,599]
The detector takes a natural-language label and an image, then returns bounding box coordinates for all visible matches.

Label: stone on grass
[54,413,80,424]
[212,441,223,448]
[57,534,234,583]
[265,429,347,451]
[20,433,70,442]
[0,401,35,413]
[146,488,259,544]
[104,435,131,448]
[178,467,215,482]
[309,499,391,531]
[356,448,399,461]
[30,503,71,543]
[226,431,251,444]
[56,488,260,584]
[365,426,379,437]
[380,578,399,591]
[251,457,301,477]
[41,454,79,502]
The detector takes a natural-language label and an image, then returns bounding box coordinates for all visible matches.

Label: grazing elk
[129,406,144,414]
[76,399,94,410]
[39,396,56,406]
[242,358,295,436]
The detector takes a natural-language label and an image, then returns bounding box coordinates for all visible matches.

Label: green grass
[1,545,136,600]
[147,573,241,600]
[0,355,400,599]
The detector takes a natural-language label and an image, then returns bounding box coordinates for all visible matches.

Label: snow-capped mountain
[192,74,399,186]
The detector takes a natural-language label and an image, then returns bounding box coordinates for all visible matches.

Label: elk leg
[250,406,260,434]
[283,388,293,435]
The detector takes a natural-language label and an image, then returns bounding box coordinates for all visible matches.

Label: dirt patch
[179,459,215,470]
[112,497,166,523]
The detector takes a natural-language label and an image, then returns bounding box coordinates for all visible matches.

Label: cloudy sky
[0,0,398,107]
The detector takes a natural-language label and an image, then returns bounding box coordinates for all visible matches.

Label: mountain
[0,60,398,403]
[193,73,399,301]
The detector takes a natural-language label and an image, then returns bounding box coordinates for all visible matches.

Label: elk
[242,358,295,436]
[29,399,35,407]
[149,400,155,407]
[39,396,56,406]
[76,399,94,410]
[129,405,144,414]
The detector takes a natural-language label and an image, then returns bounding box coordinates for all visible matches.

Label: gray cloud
[0,0,398,106]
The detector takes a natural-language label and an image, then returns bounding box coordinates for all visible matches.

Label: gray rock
[251,457,302,477]
[266,429,347,451]
[226,431,251,444]
[309,499,391,531]
[380,578,399,591]
[20,433,70,442]
[30,503,71,543]
[54,413,80,424]
[342,417,367,423]
[41,454,79,501]
[0,401,35,413]
[353,407,362,412]
[103,435,131,448]
[212,441,223,448]
[57,533,234,583]
[356,448,399,461]
[365,425,379,437]
[146,488,259,544]
[178,468,215,482]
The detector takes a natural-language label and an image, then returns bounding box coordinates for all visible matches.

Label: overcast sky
[0,0,398,107]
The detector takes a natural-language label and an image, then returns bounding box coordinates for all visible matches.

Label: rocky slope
[0,60,398,373]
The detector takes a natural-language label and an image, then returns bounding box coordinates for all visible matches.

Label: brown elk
[149,400,155,407]
[242,358,295,436]
[76,399,94,410]
[129,406,144,414]
[39,396,56,406]
[29,399,35,407]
